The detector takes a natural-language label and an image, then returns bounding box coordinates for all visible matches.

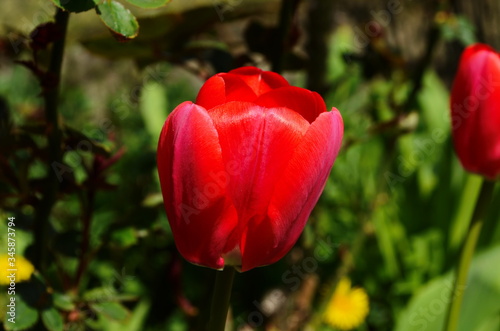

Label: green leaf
[417,71,450,134]
[165,310,189,331]
[41,307,64,331]
[139,82,168,145]
[477,315,500,331]
[99,299,151,331]
[394,70,451,197]
[111,227,138,248]
[84,287,118,302]
[63,126,112,157]
[4,296,39,331]
[142,192,164,207]
[97,1,139,40]
[51,0,96,12]
[91,302,130,321]
[440,15,477,46]
[82,1,279,60]
[395,245,500,331]
[53,293,75,311]
[373,204,401,278]
[126,0,171,8]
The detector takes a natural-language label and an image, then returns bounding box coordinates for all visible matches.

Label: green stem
[33,8,69,271]
[444,179,496,331]
[448,174,482,252]
[208,267,235,331]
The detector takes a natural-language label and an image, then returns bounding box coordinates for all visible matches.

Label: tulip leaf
[41,307,64,331]
[395,245,500,331]
[418,71,450,134]
[395,70,451,198]
[51,0,96,12]
[477,315,500,331]
[125,0,171,8]
[96,0,139,40]
[418,71,450,176]
[139,81,168,145]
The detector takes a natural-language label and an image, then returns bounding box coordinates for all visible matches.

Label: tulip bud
[157,67,343,271]
[450,43,500,179]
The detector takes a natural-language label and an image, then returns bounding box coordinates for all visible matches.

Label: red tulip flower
[157,67,343,271]
[450,43,500,179]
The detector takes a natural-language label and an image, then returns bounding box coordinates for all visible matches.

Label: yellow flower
[323,277,369,330]
[0,254,35,285]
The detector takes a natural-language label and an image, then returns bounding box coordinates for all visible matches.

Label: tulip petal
[196,74,258,110]
[239,109,344,271]
[208,101,310,255]
[255,86,327,123]
[196,67,291,110]
[229,66,290,96]
[157,101,237,269]
[451,44,500,178]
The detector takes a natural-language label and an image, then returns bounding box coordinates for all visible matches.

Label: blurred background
[1,0,500,330]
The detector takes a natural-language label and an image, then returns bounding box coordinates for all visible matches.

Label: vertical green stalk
[444,179,496,331]
[448,174,483,252]
[208,267,235,331]
[33,8,69,271]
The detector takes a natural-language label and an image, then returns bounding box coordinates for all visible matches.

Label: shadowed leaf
[51,0,95,12]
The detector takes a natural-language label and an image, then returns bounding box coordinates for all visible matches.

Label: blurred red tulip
[451,43,500,179]
[157,67,343,271]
